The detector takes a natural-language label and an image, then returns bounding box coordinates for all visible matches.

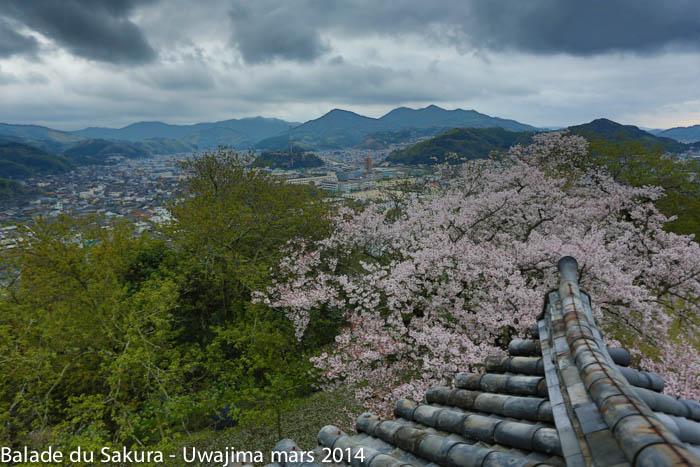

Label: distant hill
[656,124,700,143]
[74,117,299,149]
[0,177,26,200]
[0,142,74,179]
[6,107,535,154]
[567,118,686,153]
[385,117,694,167]
[137,137,197,155]
[356,127,445,150]
[257,109,382,150]
[62,138,196,164]
[62,139,151,164]
[380,105,536,132]
[0,122,197,168]
[256,105,537,150]
[0,123,87,153]
[252,151,324,169]
[386,127,532,165]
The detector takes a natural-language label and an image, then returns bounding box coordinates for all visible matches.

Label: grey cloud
[460,0,700,55]
[0,18,39,58]
[0,65,19,84]
[0,0,157,64]
[226,0,700,58]
[229,2,330,64]
[328,55,344,66]
[134,58,217,91]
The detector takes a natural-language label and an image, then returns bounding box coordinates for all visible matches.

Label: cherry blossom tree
[259,132,700,414]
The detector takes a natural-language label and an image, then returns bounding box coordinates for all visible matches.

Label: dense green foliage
[0,141,74,179]
[252,150,324,169]
[0,148,337,451]
[386,127,532,165]
[584,138,700,238]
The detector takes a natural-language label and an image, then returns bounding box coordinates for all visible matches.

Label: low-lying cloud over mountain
[1,1,700,130]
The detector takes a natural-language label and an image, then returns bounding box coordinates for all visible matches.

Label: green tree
[161,148,335,436]
[0,147,338,449]
[0,217,191,448]
[586,138,700,238]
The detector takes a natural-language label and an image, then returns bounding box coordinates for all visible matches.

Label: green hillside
[62,138,196,164]
[0,123,86,153]
[356,127,448,149]
[256,109,380,150]
[379,105,536,132]
[568,118,686,153]
[135,137,196,155]
[62,139,149,164]
[0,177,26,200]
[657,124,700,143]
[0,142,74,179]
[252,151,324,169]
[73,117,298,148]
[386,127,532,165]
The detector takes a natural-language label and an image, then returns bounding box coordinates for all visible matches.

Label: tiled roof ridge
[269,257,700,467]
[552,256,699,466]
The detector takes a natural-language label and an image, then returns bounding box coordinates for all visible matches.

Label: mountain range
[386,118,699,166]
[74,116,299,149]
[651,124,700,143]
[254,105,537,150]
[1,106,699,185]
[386,127,533,165]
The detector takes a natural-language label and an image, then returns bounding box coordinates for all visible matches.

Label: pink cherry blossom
[259,132,700,414]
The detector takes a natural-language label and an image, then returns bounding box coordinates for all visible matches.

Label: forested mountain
[0,124,197,179]
[252,150,324,169]
[4,106,537,155]
[387,118,697,166]
[656,124,700,143]
[255,105,537,150]
[0,123,87,153]
[386,127,532,165]
[74,117,299,149]
[256,109,382,150]
[62,138,196,164]
[356,127,446,149]
[568,118,687,153]
[380,105,535,132]
[0,142,74,178]
[0,142,75,199]
[0,177,25,199]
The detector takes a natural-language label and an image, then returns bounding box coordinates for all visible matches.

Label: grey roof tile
[280,257,700,466]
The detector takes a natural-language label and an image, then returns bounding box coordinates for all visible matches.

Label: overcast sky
[1,0,700,131]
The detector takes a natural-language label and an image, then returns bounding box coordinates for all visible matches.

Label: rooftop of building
[266,257,700,467]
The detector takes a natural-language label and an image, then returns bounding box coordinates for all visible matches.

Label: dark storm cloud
[0,0,157,64]
[225,0,700,63]
[229,3,329,64]
[0,18,39,58]
[461,0,700,55]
